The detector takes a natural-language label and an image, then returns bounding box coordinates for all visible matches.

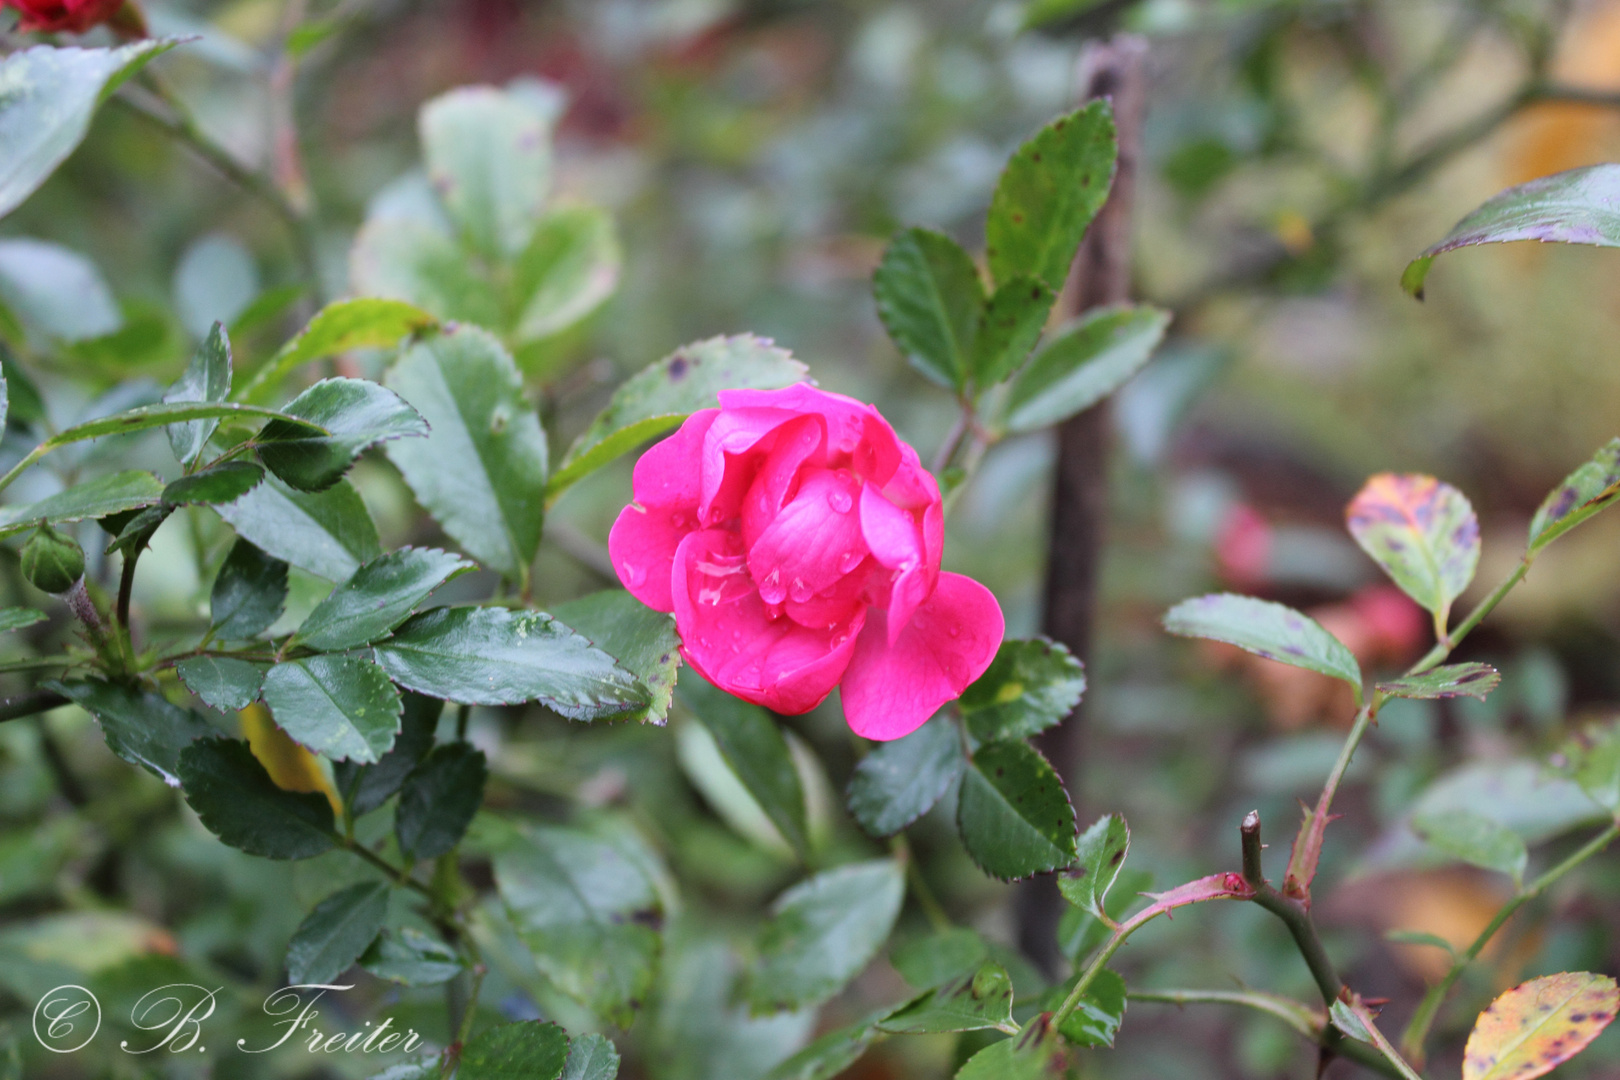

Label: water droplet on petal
[948,623,961,638]
[837,550,862,573]
[765,601,785,620]
[759,568,785,603]
[789,578,813,603]
[827,488,853,513]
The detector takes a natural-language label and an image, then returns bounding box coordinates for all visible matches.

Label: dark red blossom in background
[4,0,135,34]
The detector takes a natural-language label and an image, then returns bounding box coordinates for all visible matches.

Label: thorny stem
[1050,900,1170,1031]
[1349,1001,1429,1080]
[1241,813,1344,1007]
[1399,821,1620,1062]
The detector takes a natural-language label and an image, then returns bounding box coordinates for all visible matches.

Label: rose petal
[699,406,801,521]
[673,528,861,714]
[859,482,938,640]
[631,409,717,509]
[609,503,689,612]
[840,572,1004,740]
[740,415,824,549]
[720,384,902,484]
[747,469,867,606]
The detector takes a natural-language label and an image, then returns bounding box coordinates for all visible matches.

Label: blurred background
[6,0,1620,1077]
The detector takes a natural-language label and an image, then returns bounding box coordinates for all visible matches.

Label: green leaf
[1058,813,1130,921]
[373,605,647,718]
[986,101,1118,289]
[0,41,181,219]
[1528,439,1620,552]
[360,927,463,986]
[681,679,809,859]
[257,377,427,492]
[0,471,164,539]
[1049,968,1127,1047]
[18,400,316,462]
[1402,165,1620,298]
[878,963,1017,1034]
[459,1021,570,1080]
[954,1034,1070,1079]
[162,462,264,506]
[0,607,44,632]
[1330,999,1375,1043]
[959,637,1085,742]
[395,743,487,860]
[0,239,119,343]
[46,679,215,787]
[285,881,390,984]
[102,505,172,559]
[495,824,663,1027]
[1347,474,1480,623]
[295,546,471,651]
[747,859,904,1013]
[560,1033,621,1080]
[349,219,505,330]
[237,298,438,404]
[872,227,984,389]
[1021,0,1111,29]
[1413,809,1528,884]
[957,739,1078,881]
[971,276,1054,388]
[216,475,381,581]
[176,656,265,713]
[1378,663,1500,701]
[763,1022,878,1080]
[421,86,553,260]
[365,1057,441,1080]
[891,928,990,989]
[163,323,232,467]
[549,334,807,500]
[1003,305,1170,434]
[1163,593,1362,689]
[513,206,621,343]
[177,737,337,859]
[210,539,288,639]
[333,691,442,817]
[846,713,966,837]
[384,327,548,577]
[262,655,403,764]
[550,590,680,725]
[1463,972,1620,1080]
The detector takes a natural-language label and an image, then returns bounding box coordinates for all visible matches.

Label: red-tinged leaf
[1346,474,1479,626]
[1125,872,1253,928]
[1463,972,1619,1080]
[1283,800,1340,903]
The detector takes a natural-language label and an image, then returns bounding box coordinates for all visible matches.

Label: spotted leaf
[1463,972,1619,1080]
[1346,474,1479,626]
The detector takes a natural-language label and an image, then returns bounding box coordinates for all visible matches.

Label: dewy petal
[747,469,867,606]
[740,414,824,550]
[720,384,902,484]
[631,410,717,509]
[610,411,717,612]
[699,405,803,521]
[858,482,937,640]
[840,572,1004,741]
[673,528,860,714]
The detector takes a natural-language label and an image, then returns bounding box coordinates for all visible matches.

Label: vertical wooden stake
[1018,34,1149,972]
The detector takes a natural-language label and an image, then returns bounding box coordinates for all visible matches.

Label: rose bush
[609,383,1004,739]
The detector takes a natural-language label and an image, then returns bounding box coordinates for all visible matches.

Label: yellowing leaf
[1346,473,1479,626]
[1463,971,1619,1080]
[240,703,341,815]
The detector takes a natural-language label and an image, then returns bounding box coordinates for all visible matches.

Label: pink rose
[609,383,1004,740]
[4,0,132,33]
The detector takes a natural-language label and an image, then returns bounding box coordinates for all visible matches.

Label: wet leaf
[1378,663,1501,701]
[1163,593,1361,689]
[986,101,1117,289]
[262,655,403,764]
[210,538,288,639]
[1003,305,1170,433]
[1047,968,1126,1047]
[394,742,487,860]
[0,471,164,539]
[294,546,471,651]
[285,881,390,984]
[549,589,680,725]
[47,679,214,787]
[873,227,984,389]
[747,859,904,1013]
[1403,165,1620,298]
[1346,473,1479,624]
[877,963,1017,1034]
[176,656,265,713]
[560,1032,621,1080]
[458,1020,570,1080]
[216,476,381,582]
[162,462,264,506]
[1528,439,1620,552]
[238,298,437,404]
[162,323,232,467]
[846,713,965,837]
[177,738,337,859]
[1463,972,1619,1080]
[1058,813,1130,921]
[360,927,463,987]
[960,636,1086,742]
[762,1021,878,1080]
[1413,809,1527,884]
[256,377,427,492]
[954,1030,1071,1079]
[681,680,808,858]
[957,739,1078,880]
